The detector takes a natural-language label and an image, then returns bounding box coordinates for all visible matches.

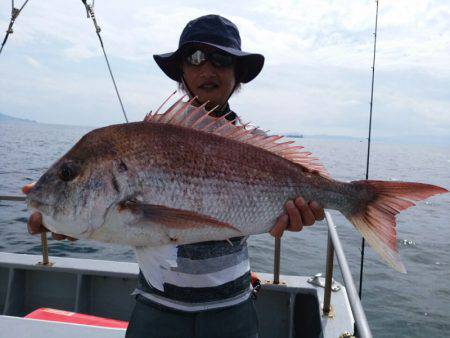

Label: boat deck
[0,252,354,338]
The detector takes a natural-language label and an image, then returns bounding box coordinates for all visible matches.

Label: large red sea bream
[26,96,448,272]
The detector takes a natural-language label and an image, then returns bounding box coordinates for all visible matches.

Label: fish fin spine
[347,180,448,273]
[147,95,330,178]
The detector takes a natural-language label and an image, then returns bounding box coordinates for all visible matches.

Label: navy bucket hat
[153,14,265,83]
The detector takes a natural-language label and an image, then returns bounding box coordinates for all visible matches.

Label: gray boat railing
[272,211,372,338]
[324,212,372,338]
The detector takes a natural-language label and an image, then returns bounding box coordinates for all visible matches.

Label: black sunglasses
[184,50,235,68]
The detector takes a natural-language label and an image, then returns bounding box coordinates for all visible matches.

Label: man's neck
[208,102,237,121]
[191,98,236,121]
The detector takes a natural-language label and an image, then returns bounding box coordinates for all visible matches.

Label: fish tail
[346,180,448,273]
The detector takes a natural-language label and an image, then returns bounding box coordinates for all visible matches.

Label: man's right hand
[23,183,77,241]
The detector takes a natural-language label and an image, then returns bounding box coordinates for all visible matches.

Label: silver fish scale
[128,159,301,242]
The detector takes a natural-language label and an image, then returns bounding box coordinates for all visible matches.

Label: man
[25,14,325,338]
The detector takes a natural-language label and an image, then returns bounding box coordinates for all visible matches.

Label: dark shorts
[125,295,259,338]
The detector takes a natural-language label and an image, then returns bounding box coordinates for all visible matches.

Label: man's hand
[270,197,325,238]
[23,182,77,241]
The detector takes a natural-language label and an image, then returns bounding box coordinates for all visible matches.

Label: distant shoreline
[0,113,37,124]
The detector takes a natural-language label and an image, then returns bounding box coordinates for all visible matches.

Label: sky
[0,0,449,138]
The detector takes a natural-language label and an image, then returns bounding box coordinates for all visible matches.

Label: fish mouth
[30,206,95,240]
[27,206,60,235]
[28,200,94,239]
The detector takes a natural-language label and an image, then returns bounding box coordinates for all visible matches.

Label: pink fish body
[27,97,448,273]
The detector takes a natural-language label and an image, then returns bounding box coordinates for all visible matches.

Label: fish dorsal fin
[144,95,330,178]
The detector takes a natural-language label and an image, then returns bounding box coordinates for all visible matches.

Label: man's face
[181,46,236,109]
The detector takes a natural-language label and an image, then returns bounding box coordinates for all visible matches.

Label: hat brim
[153,41,264,83]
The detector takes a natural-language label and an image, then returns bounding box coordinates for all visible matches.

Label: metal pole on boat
[326,213,372,338]
[0,195,53,266]
[273,237,281,284]
[323,232,334,314]
[39,232,51,265]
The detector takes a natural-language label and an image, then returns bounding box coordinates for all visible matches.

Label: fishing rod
[2,1,128,120]
[80,0,129,123]
[354,2,379,335]
[1,3,130,194]
[0,0,30,55]
[0,195,26,201]
[0,2,129,201]
[1,2,131,265]
[359,0,379,304]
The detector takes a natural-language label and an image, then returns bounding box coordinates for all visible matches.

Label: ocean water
[0,122,449,337]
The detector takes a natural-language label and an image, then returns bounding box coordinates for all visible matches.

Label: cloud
[25,56,40,68]
[0,0,449,138]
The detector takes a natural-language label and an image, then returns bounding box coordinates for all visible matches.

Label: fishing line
[0,0,30,55]
[80,0,129,123]
[359,0,379,301]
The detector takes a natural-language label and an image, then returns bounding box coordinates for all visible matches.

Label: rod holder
[38,232,53,266]
[273,237,281,284]
[323,231,334,314]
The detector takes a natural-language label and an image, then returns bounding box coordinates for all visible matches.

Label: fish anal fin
[120,201,240,232]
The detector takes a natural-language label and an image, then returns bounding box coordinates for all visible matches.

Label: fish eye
[59,163,78,182]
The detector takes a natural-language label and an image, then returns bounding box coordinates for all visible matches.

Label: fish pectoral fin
[119,200,240,231]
